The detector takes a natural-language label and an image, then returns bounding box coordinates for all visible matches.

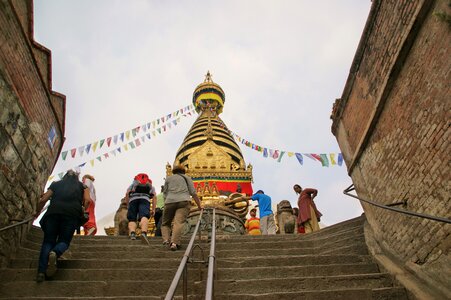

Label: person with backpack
[125,173,157,244]
[162,164,202,251]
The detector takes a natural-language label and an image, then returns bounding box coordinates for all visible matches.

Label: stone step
[216,254,374,268]
[8,257,185,269]
[15,240,368,261]
[20,233,364,255]
[215,234,366,252]
[26,236,167,245]
[217,263,380,279]
[0,262,379,283]
[214,216,365,242]
[0,267,205,282]
[0,273,396,298]
[14,246,192,260]
[8,254,374,270]
[214,287,408,300]
[2,216,407,299]
[0,286,408,300]
[24,216,364,245]
[213,273,396,294]
[213,227,365,250]
[215,242,368,258]
[0,280,180,297]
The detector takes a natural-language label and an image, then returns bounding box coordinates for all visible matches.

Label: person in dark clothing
[154,185,165,237]
[34,170,91,282]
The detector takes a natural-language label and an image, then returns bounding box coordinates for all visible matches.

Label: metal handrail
[0,203,50,233]
[205,208,216,300]
[0,217,34,233]
[165,208,205,300]
[344,184,451,224]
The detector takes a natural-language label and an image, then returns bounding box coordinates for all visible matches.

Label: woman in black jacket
[34,170,91,282]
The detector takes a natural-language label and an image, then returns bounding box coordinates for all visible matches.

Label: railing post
[183,264,187,300]
[205,208,216,300]
[164,209,205,300]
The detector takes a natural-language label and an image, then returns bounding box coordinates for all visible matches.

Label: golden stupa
[166,71,254,235]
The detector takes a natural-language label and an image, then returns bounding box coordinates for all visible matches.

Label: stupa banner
[192,179,253,196]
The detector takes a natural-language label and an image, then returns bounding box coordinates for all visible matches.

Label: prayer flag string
[60,104,195,160]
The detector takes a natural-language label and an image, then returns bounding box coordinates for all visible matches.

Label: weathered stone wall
[331,0,450,295]
[0,0,65,267]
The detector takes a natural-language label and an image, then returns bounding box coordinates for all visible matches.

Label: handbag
[79,208,89,226]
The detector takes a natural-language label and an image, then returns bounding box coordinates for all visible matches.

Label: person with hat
[245,207,261,235]
[162,164,202,251]
[236,190,277,235]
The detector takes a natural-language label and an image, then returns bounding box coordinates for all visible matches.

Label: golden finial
[204,71,213,83]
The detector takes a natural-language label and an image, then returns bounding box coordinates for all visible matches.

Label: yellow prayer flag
[287,152,294,157]
[330,153,336,165]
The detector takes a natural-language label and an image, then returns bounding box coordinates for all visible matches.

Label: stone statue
[211,182,219,196]
[196,182,203,196]
[166,162,172,177]
[276,200,296,234]
[204,183,211,195]
[114,198,129,236]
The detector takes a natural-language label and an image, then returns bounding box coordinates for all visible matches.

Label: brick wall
[0,0,65,267]
[332,0,450,293]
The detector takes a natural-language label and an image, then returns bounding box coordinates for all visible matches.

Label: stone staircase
[0,216,408,299]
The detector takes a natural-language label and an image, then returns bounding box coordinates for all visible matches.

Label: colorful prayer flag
[277,151,285,162]
[330,153,336,165]
[78,146,85,157]
[320,154,329,167]
[295,153,303,165]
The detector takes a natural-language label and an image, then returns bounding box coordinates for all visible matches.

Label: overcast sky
[34,1,371,231]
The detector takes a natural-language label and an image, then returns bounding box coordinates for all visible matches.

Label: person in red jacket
[293,184,322,233]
